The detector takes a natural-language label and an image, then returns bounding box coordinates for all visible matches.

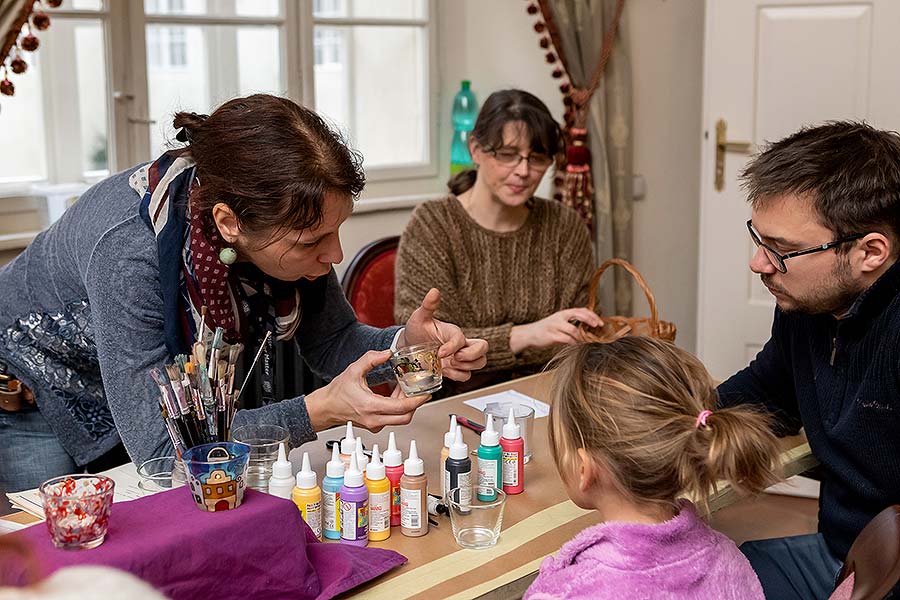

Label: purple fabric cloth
[524,501,764,600]
[1,488,406,599]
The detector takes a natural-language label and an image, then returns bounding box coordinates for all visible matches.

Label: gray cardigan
[0,167,398,466]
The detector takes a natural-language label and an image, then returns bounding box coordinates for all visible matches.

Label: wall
[339,0,706,353]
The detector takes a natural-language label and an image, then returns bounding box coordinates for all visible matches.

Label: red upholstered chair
[341,237,400,397]
[829,505,900,600]
[341,236,400,329]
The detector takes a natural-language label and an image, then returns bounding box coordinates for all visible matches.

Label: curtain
[541,0,634,314]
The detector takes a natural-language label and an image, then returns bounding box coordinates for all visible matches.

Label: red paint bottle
[383,431,404,527]
[500,407,525,495]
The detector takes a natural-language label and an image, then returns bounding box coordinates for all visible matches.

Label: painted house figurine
[201,469,238,511]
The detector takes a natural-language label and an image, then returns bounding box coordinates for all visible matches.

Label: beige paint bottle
[400,440,428,537]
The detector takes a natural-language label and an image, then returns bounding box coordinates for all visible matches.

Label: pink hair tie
[695,410,713,429]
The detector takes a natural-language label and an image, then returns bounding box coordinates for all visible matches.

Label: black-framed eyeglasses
[489,148,554,170]
[746,220,864,274]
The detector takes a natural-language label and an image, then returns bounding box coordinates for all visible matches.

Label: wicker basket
[579,258,677,343]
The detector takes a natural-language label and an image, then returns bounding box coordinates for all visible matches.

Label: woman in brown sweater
[395,89,600,391]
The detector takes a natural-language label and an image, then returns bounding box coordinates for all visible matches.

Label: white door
[696,0,900,380]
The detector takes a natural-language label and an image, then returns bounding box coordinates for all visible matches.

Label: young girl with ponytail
[525,337,782,600]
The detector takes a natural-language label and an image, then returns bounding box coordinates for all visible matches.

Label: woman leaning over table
[0,94,487,493]
[394,89,599,393]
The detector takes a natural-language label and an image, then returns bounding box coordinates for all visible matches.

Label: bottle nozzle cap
[272,443,293,479]
[366,444,386,480]
[344,449,364,487]
[502,407,521,439]
[404,440,424,476]
[340,421,356,454]
[383,431,403,467]
[444,414,457,447]
[481,414,500,446]
[449,425,469,459]
[326,442,345,478]
[296,451,318,489]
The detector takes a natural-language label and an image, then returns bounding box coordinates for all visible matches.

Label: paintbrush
[235,330,272,404]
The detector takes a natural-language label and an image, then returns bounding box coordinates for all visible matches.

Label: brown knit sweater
[394,195,594,373]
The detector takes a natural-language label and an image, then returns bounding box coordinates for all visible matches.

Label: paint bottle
[340,451,369,546]
[267,443,295,500]
[365,444,391,542]
[355,437,369,471]
[477,415,502,501]
[444,427,472,510]
[500,407,525,495]
[292,452,323,540]
[322,443,344,540]
[340,421,356,469]
[400,440,428,537]
[440,415,456,501]
[383,431,404,528]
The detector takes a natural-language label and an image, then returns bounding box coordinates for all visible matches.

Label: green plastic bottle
[477,415,502,501]
[450,80,478,175]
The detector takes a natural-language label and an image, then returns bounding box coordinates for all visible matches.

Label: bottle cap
[344,450,364,487]
[444,415,457,448]
[480,414,500,447]
[449,425,468,460]
[366,444,386,480]
[340,421,356,454]
[461,80,470,90]
[325,443,345,479]
[296,451,317,489]
[383,431,403,467]
[503,407,521,439]
[355,439,368,470]
[404,440,424,476]
[271,443,293,480]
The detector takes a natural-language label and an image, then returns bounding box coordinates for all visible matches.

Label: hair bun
[172,111,209,143]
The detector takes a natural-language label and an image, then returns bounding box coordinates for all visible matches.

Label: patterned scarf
[131,149,302,361]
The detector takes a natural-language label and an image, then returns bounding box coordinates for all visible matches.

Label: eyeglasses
[489,148,554,170]
[746,219,863,273]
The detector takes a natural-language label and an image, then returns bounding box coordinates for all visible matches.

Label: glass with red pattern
[39,474,115,550]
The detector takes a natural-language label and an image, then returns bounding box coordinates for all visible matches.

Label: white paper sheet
[462,389,550,418]
[6,462,155,520]
[764,475,821,499]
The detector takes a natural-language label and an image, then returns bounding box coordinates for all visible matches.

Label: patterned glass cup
[389,342,443,395]
[39,474,115,550]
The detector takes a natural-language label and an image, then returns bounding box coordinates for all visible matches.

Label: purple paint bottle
[340,451,369,546]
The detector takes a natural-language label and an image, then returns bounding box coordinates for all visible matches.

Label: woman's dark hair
[742,121,900,253]
[448,89,562,196]
[173,94,364,243]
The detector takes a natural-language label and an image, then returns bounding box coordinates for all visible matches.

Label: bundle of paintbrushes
[149,321,271,453]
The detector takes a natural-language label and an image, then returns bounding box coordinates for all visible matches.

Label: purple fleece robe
[525,501,763,600]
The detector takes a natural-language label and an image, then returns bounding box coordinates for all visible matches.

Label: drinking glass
[390,342,443,395]
[483,402,535,462]
[40,474,115,550]
[447,486,506,549]
[136,456,186,493]
[230,424,289,492]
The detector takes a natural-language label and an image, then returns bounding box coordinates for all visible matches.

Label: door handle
[715,119,752,191]
[128,117,157,125]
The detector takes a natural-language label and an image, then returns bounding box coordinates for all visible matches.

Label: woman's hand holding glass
[509,308,603,353]
[399,288,489,382]
[305,349,431,432]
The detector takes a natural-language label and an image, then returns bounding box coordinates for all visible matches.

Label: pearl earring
[219,247,237,265]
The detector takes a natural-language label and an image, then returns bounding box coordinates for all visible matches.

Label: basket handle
[586,258,660,329]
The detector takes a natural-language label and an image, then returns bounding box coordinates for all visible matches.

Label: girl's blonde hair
[548,337,781,512]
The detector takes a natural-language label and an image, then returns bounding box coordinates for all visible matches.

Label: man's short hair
[742,121,900,251]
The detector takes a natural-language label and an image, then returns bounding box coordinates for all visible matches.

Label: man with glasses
[717,121,900,599]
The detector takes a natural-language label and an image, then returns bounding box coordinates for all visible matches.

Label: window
[2,0,437,210]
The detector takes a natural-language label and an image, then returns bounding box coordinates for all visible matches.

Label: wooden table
[300,372,816,600]
[4,372,816,599]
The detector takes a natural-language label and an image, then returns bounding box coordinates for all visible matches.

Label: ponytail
[675,405,781,510]
[447,169,477,196]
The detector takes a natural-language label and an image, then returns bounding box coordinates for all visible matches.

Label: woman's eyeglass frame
[746,219,864,274]
[487,148,554,171]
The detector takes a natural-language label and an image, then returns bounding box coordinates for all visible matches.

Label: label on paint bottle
[503,451,520,487]
[341,499,369,541]
[303,500,323,539]
[323,490,339,532]
[400,488,422,530]
[369,490,390,533]
[457,471,472,508]
[477,457,498,489]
